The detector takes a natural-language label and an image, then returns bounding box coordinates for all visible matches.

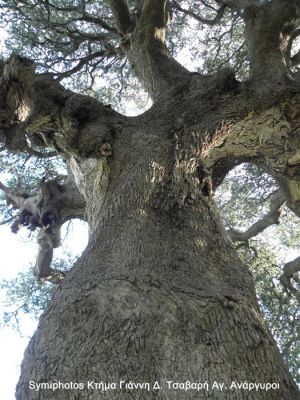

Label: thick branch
[138,0,169,41]
[244,0,300,82]
[280,256,300,304]
[0,55,127,158]
[0,177,85,227]
[35,229,66,283]
[203,95,300,197]
[227,190,285,242]
[107,0,133,35]
[122,0,190,100]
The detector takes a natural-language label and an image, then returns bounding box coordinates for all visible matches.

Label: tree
[216,164,300,382]
[0,0,299,399]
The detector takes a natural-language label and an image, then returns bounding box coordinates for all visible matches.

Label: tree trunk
[4,2,299,397]
[16,122,299,400]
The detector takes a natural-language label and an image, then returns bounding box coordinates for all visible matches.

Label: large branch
[227,190,285,242]
[107,0,133,35]
[280,256,300,304]
[138,0,169,41]
[203,95,300,194]
[109,0,190,100]
[189,80,300,218]
[0,55,127,158]
[243,0,300,82]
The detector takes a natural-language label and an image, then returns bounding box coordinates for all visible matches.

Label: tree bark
[5,1,300,398]
[16,101,299,399]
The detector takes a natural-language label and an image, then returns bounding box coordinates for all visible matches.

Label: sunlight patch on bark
[286,179,300,202]
[154,27,165,41]
[149,161,165,183]
[70,157,109,233]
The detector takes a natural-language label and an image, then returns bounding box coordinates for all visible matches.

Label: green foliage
[0,0,142,109]
[217,163,277,230]
[0,0,249,107]
[0,151,64,186]
[0,255,74,331]
[238,242,300,382]
[217,164,300,383]
[1,270,54,330]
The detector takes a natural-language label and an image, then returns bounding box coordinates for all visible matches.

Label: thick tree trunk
[7,2,300,397]
[1,1,299,398]
[16,123,299,400]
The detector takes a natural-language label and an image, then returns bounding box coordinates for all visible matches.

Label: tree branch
[107,0,133,35]
[243,0,300,82]
[227,190,285,242]
[25,148,58,159]
[138,0,169,41]
[172,1,227,26]
[120,0,190,100]
[0,54,127,158]
[203,95,300,199]
[280,256,300,304]
[219,0,263,9]
[35,228,66,283]
[54,50,108,80]
[0,181,29,210]
[79,13,118,34]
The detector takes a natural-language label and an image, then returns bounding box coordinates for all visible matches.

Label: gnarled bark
[2,0,299,399]
[16,120,299,399]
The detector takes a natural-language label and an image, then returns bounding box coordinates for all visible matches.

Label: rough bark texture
[15,86,300,399]
[3,0,299,399]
